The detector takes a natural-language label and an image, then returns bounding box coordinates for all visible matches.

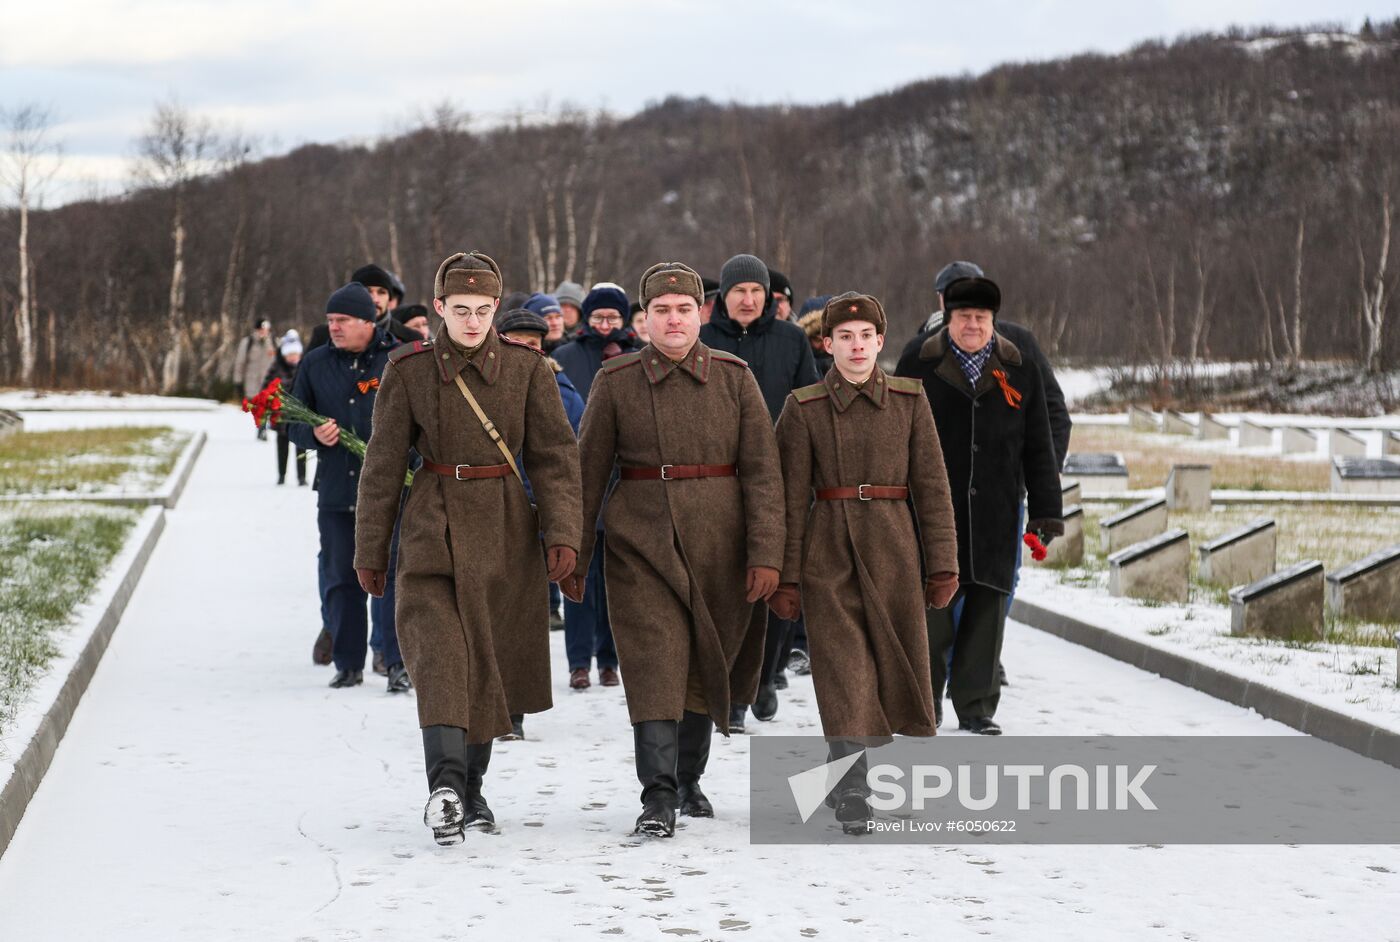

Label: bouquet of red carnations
[243,378,411,486]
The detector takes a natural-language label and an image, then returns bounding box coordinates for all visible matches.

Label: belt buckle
[455,464,472,480]
[858,484,872,501]
[660,464,674,481]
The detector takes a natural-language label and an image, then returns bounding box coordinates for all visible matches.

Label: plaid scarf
[950,335,995,386]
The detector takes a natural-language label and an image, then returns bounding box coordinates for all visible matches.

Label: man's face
[560,303,582,328]
[646,295,701,360]
[587,307,625,336]
[823,322,884,380]
[544,312,565,341]
[255,324,270,339]
[435,293,499,347]
[948,308,995,353]
[775,296,792,321]
[327,314,375,352]
[503,331,543,350]
[366,285,391,317]
[725,283,766,327]
[404,315,430,339]
[631,309,650,342]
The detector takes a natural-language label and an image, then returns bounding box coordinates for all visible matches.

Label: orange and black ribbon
[991,369,1022,409]
[357,377,380,394]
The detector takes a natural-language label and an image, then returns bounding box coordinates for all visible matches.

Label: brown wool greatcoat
[576,341,785,733]
[775,367,959,738]
[355,326,582,743]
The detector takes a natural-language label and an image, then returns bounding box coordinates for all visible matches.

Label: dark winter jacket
[288,329,399,511]
[896,315,1071,467]
[521,363,586,505]
[550,324,642,401]
[895,329,1063,594]
[700,301,819,421]
[262,351,300,392]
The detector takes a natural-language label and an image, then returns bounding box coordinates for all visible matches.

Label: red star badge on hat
[668,275,677,284]
[467,276,476,285]
[849,304,858,313]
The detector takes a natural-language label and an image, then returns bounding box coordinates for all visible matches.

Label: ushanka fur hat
[638,262,705,308]
[434,251,503,300]
[942,276,1001,315]
[821,291,888,337]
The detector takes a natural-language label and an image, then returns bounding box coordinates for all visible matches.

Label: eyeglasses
[448,306,495,322]
[588,313,624,326]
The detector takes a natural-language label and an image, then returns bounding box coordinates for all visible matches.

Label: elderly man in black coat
[897,276,1062,734]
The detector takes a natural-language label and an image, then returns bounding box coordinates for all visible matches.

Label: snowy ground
[1,405,1398,941]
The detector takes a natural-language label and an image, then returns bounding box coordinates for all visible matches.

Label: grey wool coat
[576,341,785,734]
[355,325,582,743]
[775,367,959,738]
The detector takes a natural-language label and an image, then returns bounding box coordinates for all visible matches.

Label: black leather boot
[633,720,679,837]
[677,711,714,818]
[827,739,873,834]
[422,726,469,845]
[463,739,495,829]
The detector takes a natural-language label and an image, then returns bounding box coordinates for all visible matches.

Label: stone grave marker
[1230,560,1325,641]
[1108,528,1190,603]
[1198,517,1276,587]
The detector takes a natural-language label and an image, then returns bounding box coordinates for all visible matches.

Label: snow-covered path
[1,407,1397,941]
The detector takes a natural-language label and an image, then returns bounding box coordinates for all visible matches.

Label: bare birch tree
[0,104,62,386]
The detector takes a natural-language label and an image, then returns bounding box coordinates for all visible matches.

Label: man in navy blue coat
[290,282,402,689]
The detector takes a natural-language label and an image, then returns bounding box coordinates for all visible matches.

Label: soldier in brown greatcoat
[769,292,960,832]
[354,251,582,846]
[564,261,785,838]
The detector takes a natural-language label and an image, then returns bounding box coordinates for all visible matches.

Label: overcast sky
[4,0,1398,204]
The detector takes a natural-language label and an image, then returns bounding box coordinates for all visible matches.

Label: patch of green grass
[0,426,188,495]
[0,506,137,737]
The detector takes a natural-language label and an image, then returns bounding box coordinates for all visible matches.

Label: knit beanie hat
[719,254,770,299]
[797,294,832,318]
[768,268,793,304]
[934,260,985,295]
[434,251,502,300]
[495,308,549,336]
[351,264,395,293]
[582,285,630,319]
[821,291,888,337]
[942,276,1001,315]
[553,280,586,308]
[638,262,705,308]
[525,293,562,317]
[279,330,304,357]
[701,277,720,300]
[326,282,377,321]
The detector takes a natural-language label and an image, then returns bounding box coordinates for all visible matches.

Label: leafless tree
[0,103,62,386]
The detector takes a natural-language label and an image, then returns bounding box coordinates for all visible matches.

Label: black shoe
[329,669,363,689]
[424,787,465,846]
[774,671,788,690]
[728,704,748,734]
[276,476,285,485]
[312,628,333,666]
[834,788,873,835]
[298,478,308,486]
[752,683,779,721]
[548,611,565,631]
[372,651,388,676]
[498,715,525,741]
[633,720,679,837]
[935,700,944,729]
[387,663,412,693]
[958,716,1002,735]
[998,662,1009,687]
[464,740,495,828]
[678,782,713,818]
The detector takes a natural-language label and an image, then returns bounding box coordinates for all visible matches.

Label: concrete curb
[1011,597,1400,771]
[0,506,167,860]
[158,430,206,509]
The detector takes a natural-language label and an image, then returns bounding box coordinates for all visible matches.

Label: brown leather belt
[815,485,909,501]
[619,464,738,481]
[421,459,514,481]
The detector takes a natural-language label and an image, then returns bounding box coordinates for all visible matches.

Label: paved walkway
[1,407,1396,941]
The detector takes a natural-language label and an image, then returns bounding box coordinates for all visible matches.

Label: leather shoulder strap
[452,373,523,484]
